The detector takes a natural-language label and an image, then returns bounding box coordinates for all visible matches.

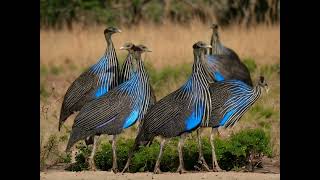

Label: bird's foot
[121,164,129,174]
[112,167,118,174]
[88,159,97,171]
[212,165,224,172]
[197,157,210,171]
[153,167,162,174]
[176,166,187,174]
[88,166,97,171]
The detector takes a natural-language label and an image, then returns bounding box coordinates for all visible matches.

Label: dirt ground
[40,171,279,180]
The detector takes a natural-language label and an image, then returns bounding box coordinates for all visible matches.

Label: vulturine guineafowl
[65,44,154,173]
[59,27,122,131]
[195,24,255,171]
[206,24,253,86]
[122,41,214,174]
[120,42,157,113]
[196,76,269,171]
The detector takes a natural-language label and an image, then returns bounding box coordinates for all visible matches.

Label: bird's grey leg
[122,150,133,173]
[196,129,210,171]
[154,138,166,174]
[176,134,187,174]
[111,135,118,173]
[88,136,99,170]
[210,128,223,172]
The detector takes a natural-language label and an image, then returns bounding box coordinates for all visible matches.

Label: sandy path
[40,171,280,180]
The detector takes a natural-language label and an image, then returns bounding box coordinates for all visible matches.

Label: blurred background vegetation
[40,0,280,29]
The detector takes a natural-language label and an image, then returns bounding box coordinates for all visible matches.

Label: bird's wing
[206,54,253,86]
[224,47,241,61]
[210,80,256,128]
[72,89,132,132]
[206,55,233,81]
[230,61,253,86]
[61,70,97,114]
[141,89,196,138]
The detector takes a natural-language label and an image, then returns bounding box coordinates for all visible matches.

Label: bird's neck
[253,84,263,98]
[210,32,223,55]
[191,50,212,127]
[192,51,202,73]
[133,53,144,75]
[135,57,148,79]
[105,34,114,52]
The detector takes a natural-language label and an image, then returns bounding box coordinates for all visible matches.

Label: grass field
[40,22,280,170]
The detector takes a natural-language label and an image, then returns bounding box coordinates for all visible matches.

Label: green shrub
[67,128,271,172]
[243,58,257,73]
[40,134,71,170]
[65,142,91,171]
[216,128,272,171]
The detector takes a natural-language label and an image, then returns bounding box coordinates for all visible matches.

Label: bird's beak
[119,47,126,50]
[205,45,212,49]
[146,49,152,52]
[116,29,122,33]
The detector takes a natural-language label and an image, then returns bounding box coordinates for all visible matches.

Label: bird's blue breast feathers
[123,110,139,129]
[185,104,204,131]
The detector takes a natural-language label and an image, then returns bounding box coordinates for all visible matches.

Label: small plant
[50,65,64,75]
[215,128,272,171]
[65,142,91,171]
[40,134,74,171]
[40,134,59,170]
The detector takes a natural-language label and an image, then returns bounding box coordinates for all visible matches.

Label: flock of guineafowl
[58,24,269,174]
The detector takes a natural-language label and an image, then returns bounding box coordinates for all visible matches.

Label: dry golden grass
[40,21,279,69]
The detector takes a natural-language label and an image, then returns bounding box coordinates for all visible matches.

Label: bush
[40,134,71,171]
[67,128,272,172]
[65,142,91,171]
[216,128,272,171]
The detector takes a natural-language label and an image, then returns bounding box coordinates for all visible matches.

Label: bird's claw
[112,167,119,173]
[153,167,162,174]
[176,166,187,174]
[197,157,210,171]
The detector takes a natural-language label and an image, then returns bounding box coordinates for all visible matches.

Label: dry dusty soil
[40,171,279,180]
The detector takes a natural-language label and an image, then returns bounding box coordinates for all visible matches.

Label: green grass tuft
[243,58,257,73]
